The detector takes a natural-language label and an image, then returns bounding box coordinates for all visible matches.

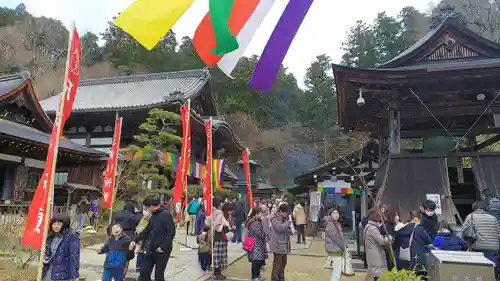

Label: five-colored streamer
[250,0,314,93]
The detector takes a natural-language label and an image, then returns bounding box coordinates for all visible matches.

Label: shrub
[379,268,427,281]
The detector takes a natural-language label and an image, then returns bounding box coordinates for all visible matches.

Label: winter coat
[324,216,345,254]
[463,209,500,251]
[233,202,246,223]
[195,208,206,235]
[247,217,268,261]
[100,233,134,268]
[364,221,390,277]
[433,232,468,251]
[110,202,142,238]
[269,212,291,254]
[394,222,415,259]
[292,204,307,225]
[42,230,80,281]
[262,213,272,241]
[187,199,200,215]
[420,212,439,237]
[410,224,433,265]
[134,207,176,253]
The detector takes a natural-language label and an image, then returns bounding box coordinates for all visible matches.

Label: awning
[67,182,99,191]
[472,156,500,197]
[0,118,104,156]
[376,156,457,223]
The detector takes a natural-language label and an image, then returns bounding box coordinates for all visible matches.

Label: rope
[454,90,500,150]
[409,88,456,141]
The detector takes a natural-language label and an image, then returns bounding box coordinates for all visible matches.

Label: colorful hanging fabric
[204,118,213,216]
[114,0,194,50]
[217,0,275,77]
[193,0,260,66]
[209,0,239,55]
[249,0,313,92]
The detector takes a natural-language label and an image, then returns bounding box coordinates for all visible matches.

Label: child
[197,225,212,272]
[432,220,468,251]
[135,208,151,280]
[99,224,134,281]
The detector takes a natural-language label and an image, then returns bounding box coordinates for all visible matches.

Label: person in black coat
[109,201,142,239]
[232,201,246,243]
[130,196,176,281]
[420,200,439,237]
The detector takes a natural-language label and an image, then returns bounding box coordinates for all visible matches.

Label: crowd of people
[40,195,302,281]
[361,188,500,281]
[42,189,500,281]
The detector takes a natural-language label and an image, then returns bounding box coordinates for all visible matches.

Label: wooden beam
[401,127,500,137]
[400,104,497,119]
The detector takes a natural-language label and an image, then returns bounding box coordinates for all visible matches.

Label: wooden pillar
[388,109,401,154]
[85,132,92,147]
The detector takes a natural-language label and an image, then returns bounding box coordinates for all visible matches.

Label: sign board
[426,193,442,215]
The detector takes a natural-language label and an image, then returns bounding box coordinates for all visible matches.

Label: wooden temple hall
[40,68,243,189]
[331,6,500,223]
[0,72,106,210]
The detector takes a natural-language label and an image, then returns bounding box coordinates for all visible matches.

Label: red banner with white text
[173,102,191,224]
[203,118,213,216]
[61,26,81,128]
[242,150,254,209]
[102,118,123,209]
[22,25,81,249]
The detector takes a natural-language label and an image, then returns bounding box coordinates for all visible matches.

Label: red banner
[102,118,123,209]
[242,150,254,209]
[203,118,213,216]
[173,102,191,224]
[22,25,81,249]
[61,25,81,128]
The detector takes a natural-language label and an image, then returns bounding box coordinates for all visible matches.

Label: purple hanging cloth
[249,0,314,93]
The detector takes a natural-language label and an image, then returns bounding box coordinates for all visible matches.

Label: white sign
[426,193,442,215]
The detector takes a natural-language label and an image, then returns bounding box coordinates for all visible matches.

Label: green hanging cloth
[209,0,239,55]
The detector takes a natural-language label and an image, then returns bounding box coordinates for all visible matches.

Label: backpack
[487,198,500,221]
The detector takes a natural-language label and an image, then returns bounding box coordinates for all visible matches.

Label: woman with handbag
[245,206,268,281]
[394,210,416,270]
[325,209,354,281]
[364,209,392,281]
[213,198,235,280]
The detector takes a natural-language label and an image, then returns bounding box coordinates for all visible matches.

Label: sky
[3,0,436,85]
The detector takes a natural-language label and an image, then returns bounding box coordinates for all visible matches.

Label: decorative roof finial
[430,4,466,29]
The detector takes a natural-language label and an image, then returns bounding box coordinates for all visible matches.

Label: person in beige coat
[364,209,392,281]
[292,202,307,244]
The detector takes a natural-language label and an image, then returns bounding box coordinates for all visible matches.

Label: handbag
[399,224,417,261]
[462,214,478,241]
[243,233,257,252]
[342,250,355,276]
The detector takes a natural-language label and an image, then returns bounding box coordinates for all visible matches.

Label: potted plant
[378,268,427,281]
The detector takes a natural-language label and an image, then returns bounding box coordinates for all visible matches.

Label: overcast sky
[4,0,435,84]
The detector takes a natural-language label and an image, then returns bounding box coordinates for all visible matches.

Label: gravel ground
[223,253,367,281]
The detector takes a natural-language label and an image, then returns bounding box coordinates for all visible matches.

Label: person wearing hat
[129,195,176,281]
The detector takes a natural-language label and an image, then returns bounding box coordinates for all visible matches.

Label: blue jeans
[102,268,125,281]
[232,223,242,243]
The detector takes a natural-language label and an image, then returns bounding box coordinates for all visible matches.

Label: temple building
[40,69,243,191]
[331,6,500,223]
[0,72,105,210]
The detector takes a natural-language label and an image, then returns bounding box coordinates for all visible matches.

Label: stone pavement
[80,232,246,281]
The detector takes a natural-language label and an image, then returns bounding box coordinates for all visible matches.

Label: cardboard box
[426,250,495,281]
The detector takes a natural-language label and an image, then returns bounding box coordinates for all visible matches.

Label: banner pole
[108,113,122,226]
[36,23,74,281]
[209,116,214,280]
[184,99,191,249]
